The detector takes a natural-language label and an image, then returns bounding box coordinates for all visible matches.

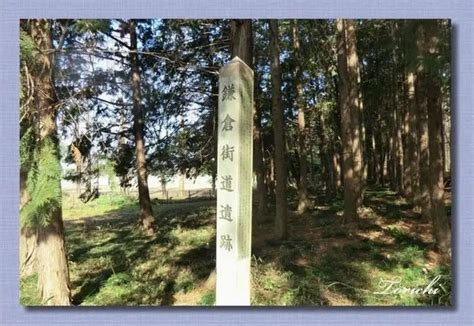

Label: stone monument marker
[216,56,254,305]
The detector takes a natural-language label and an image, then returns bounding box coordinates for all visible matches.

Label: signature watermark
[373,275,448,296]
[327,275,450,298]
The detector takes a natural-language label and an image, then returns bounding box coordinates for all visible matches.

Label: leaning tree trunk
[231,19,268,218]
[424,20,451,258]
[336,19,359,221]
[29,19,71,305]
[129,20,155,235]
[292,20,310,214]
[269,20,288,240]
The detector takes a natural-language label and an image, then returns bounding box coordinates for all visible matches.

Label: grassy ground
[20,188,451,306]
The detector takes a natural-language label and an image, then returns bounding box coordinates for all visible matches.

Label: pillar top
[219,56,254,77]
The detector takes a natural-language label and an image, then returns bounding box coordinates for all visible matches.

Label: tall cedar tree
[269,20,288,239]
[336,19,361,221]
[405,70,419,202]
[424,20,451,258]
[230,20,268,219]
[129,20,155,235]
[27,19,71,305]
[415,23,432,220]
[345,20,363,207]
[292,20,311,214]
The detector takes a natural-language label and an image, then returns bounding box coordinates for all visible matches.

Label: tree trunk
[20,169,36,277]
[405,72,419,202]
[129,20,155,235]
[415,23,431,220]
[374,107,384,186]
[356,60,366,204]
[29,19,71,305]
[336,19,359,221]
[424,20,451,258]
[178,173,186,197]
[327,148,337,198]
[20,226,37,277]
[391,24,404,194]
[345,19,363,208]
[20,170,36,278]
[269,20,288,239]
[36,211,71,305]
[395,99,404,194]
[210,75,219,198]
[231,20,267,218]
[266,152,275,201]
[443,105,451,178]
[230,20,253,65]
[402,71,411,197]
[254,55,268,217]
[292,20,310,214]
[388,105,395,190]
[334,148,342,190]
[365,114,375,185]
[317,111,336,200]
[160,174,167,199]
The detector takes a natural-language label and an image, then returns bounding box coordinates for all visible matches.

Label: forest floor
[20,187,452,306]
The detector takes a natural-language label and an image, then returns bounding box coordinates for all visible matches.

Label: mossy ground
[20,188,452,306]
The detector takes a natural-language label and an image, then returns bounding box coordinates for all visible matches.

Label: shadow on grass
[363,190,418,221]
[251,186,451,306]
[61,197,216,305]
[24,187,451,306]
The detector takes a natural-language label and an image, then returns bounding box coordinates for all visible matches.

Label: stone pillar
[216,56,254,305]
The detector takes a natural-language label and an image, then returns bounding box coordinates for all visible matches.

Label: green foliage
[198,292,215,305]
[62,193,137,220]
[21,138,62,227]
[421,266,451,305]
[19,30,38,64]
[72,19,110,34]
[113,143,135,189]
[20,273,40,305]
[106,272,131,286]
[394,245,425,267]
[20,126,35,170]
[173,268,195,293]
[19,29,37,105]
